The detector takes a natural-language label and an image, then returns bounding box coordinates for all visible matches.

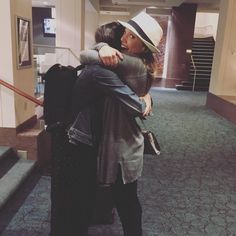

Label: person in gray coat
[50,19,155,236]
[67,12,163,236]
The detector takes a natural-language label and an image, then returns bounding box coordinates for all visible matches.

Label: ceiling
[32,0,56,8]
[32,0,220,15]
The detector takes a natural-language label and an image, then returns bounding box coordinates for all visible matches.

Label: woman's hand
[140,93,153,117]
[99,45,123,66]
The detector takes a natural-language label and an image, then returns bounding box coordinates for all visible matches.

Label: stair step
[192,57,213,62]
[193,57,213,60]
[192,50,214,54]
[192,52,214,56]
[0,159,36,209]
[192,46,214,50]
[193,39,214,43]
[0,147,12,162]
[193,52,214,56]
[190,73,211,76]
[193,37,214,41]
[182,80,210,86]
[193,60,213,64]
[176,84,209,91]
[193,43,214,47]
[190,68,212,72]
[193,41,214,44]
[192,62,212,66]
[189,71,211,77]
[190,68,211,72]
[192,44,214,49]
[0,147,19,179]
[190,65,212,69]
[190,76,211,79]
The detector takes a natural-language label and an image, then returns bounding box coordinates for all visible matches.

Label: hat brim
[118,20,159,53]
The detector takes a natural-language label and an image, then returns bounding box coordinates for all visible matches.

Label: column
[206,0,236,124]
[166,3,197,84]
[209,0,236,96]
[0,0,34,128]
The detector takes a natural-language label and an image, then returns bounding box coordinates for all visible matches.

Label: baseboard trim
[152,78,182,88]
[206,92,236,124]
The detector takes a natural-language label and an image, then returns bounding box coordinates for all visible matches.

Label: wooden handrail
[0,79,43,107]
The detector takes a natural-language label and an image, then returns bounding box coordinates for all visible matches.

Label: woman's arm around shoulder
[80,49,102,65]
[80,48,146,73]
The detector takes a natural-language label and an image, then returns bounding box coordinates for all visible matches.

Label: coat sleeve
[80,50,103,65]
[80,49,146,74]
[71,65,146,118]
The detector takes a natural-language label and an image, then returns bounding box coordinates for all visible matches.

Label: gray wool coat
[68,46,149,184]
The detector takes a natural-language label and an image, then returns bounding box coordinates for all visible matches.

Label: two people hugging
[50,11,163,236]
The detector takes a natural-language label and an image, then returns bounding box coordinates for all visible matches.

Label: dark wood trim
[0,128,17,147]
[206,92,236,124]
[152,78,182,88]
[0,117,51,165]
[16,115,38,133]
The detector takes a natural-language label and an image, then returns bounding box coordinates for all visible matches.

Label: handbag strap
[139,118,148,130]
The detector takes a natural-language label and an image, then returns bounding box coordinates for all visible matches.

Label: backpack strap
[75,64,85,71]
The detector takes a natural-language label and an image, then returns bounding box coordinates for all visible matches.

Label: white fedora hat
[118,12,163,53]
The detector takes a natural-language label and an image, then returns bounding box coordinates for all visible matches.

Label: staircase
[0,146,36,210]
[176,37,215,91]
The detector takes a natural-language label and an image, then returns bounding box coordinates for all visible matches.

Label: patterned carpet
[2,89,236,236]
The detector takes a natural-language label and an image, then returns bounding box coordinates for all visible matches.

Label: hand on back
[140,93,153,117]
[99,45,123,66]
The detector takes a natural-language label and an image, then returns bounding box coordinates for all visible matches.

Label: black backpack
[43,63,84,130]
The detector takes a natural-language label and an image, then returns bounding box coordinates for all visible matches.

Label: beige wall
[56,1,129,53]
[210,0,236,96]
[0,0,15,127]
[0,0,35,128]
[56,0,100,63]
[56,0,86,66]
[99,14,129,26]
[195,12,219,40]
[84,0,99,49]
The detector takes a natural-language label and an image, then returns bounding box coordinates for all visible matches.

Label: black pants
[50,128,97,236]
[50,128,142,236]
[112,167,142,236]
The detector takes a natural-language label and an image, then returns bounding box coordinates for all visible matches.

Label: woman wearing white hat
[51,12,163,236]
[79,12,162,235]
[99,11,163,64]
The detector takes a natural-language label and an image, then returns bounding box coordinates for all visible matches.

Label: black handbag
[142,130,161,156]
[140,119,161,156]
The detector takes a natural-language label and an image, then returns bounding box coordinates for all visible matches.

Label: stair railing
[33,44,80,64]
[33,44,80,69]
[186,49,197,91]
[1,45,80,107]
[191,54,197,91]
[0,79,43,106]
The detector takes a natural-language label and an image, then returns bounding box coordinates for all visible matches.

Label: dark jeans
[50,127,142,236]
[112,166,142,236]
[50,128,97,236]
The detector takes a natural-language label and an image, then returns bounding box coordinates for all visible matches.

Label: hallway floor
[1,89,236,236]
